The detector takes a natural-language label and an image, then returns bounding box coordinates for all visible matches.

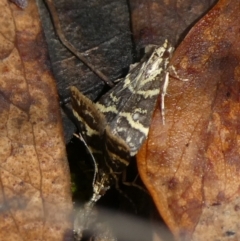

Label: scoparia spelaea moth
[71,39,174,240]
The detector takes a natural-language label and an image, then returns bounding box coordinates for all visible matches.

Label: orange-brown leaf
[0,1,72,241]
[137,0,240,240]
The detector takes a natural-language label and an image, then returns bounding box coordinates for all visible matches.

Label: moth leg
[169,65,188,82]
[161,66,188,125]
[115,183,137,213]
[121,170,148,194]
[161,71,169,125]
[105,169,137,213]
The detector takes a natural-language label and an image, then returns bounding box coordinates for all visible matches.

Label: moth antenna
[121,171,148,194]
[73,133,98,187]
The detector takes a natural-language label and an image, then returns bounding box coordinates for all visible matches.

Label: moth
[71,39,174,240]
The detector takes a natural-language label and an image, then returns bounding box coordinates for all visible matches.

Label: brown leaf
[0,1,72,241]
[137,0,240,240]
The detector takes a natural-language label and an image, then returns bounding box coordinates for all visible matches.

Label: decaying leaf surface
[137,0,240,240]
[0,1,72,241]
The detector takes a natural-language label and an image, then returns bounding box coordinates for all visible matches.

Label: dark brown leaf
[37,0,132,98]
[137,0,240,240]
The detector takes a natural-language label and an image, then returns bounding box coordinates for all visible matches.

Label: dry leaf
[137,0,240,240]
[0,1,72,240]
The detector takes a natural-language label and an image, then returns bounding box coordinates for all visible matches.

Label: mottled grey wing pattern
[96,40,174,155]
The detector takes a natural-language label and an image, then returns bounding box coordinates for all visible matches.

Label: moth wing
[97,41,173,155]
[70,86,106,160]
[103,126,131,176]
[71,86,130,183]
[96,62,143,123]
[95,44,161,124]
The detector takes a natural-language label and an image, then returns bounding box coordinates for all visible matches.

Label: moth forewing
[70,86,107,157]
[95,43,171,123]
[103,126,131,171]
[96,39,174,155]
[70,86,107,134]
